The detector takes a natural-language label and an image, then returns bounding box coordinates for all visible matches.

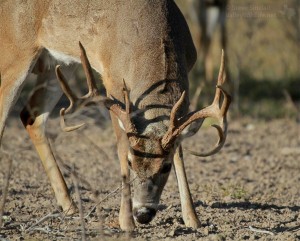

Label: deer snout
[133,207,157,224]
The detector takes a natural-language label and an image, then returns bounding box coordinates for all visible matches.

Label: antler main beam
[55,42,102,132]
[161,50,231,156]
[56,42,139,145]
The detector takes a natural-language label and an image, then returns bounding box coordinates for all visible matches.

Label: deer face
[55,43,230,229]
[127,133,174,224]
[104,54,230,224]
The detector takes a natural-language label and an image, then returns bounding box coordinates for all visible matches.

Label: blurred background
[175,0,299,120]
[17,0,300,121]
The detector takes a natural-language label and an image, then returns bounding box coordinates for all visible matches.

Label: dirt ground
[0,104,299,241]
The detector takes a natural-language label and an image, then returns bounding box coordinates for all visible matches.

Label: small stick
[84,185,121,219]
[84,176,137,219]
[27,226,52,234]
[25,212,62,232]
[71,166,86,241]
[0,154,13,230]
[249,226,275,236]
[27,226,65,236]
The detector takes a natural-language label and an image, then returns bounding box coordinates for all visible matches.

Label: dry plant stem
[27,226,65,236]
[25,212,62,232]
[84,176,137,219]
[0,154,12,230]
[85,185,121,219]
[249,226,275,236]
[71,169,86,241]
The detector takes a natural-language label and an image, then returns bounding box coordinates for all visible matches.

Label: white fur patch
[47,48,104,74]
[118,119,125,131]
[47,49,80,65]
[132,200,158,210]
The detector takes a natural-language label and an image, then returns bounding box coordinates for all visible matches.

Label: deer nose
[133,207,157,224]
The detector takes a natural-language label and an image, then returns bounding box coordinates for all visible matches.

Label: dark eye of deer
[128,159,132,168]
[161,163,172,174]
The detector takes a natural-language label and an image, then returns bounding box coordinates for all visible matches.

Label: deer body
[196,0,228,83]
[0,0,230,231]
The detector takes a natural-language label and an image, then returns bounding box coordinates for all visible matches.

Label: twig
[27,226,65,236]
[84,185,121,219]
[49,138,94,191]
[25,212,62,232]
[249,226,275,236]
[0,153,13,230]
[84,176,137,219]
[27,226,52,234]
[71,165,86,241]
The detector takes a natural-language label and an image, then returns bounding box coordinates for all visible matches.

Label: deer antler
[161,50,231,156]
[56,42,139,144]
[55,42,102,132]
[105,80,139,146]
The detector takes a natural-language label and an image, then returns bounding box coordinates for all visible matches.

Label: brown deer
[0,0,230,231]
[196,0,229,84]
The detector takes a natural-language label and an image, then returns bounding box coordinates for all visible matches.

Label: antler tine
[55,65,77,114]
[183,86,230,156]
[55,65,85,132]
[219,85,231,116]
[79,41,99,98]
[161,50,231,156]
[186,82,231,156]
[55,42,102,132]
[217,49,225,86]
[122,80,139,137]
[122,79,131,114]
[59,108,85,132]
[105,80,138,136]
[213,49,225,105]
[185,124,225,157]
[161,91,187,150]
[169,91,186,131]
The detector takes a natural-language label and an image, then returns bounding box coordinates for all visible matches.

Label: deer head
[57,43,230,224]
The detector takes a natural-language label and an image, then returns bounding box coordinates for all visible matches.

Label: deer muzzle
[133,206,157,224]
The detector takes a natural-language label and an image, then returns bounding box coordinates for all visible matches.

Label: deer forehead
[127,133,170,178]
[129,151,165,179]
[130,136,165,156]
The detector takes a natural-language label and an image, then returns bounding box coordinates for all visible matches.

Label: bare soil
[0,105,299,240]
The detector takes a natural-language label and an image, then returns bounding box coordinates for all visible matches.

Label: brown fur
[0,0,199,231]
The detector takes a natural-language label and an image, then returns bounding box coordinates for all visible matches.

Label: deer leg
[111,115,135,231]
[173,145,200,228]
[0,54,38,143]
[203,37,213,84]
[20,69,76,215]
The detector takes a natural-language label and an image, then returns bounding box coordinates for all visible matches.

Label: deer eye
[161,163,172,174]
[128,159,132,168]
[127,154,133,168]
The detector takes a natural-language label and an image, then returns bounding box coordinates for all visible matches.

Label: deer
[192,0,230,97]
[0,0,230,231]
[197,0,229,83]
